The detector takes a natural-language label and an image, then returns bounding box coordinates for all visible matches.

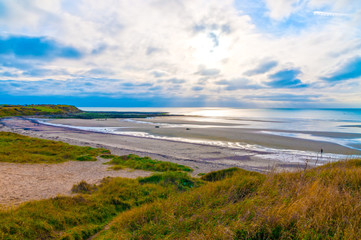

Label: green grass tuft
[107,154,193,172]
[200,167,243,182]
[0,132,107,163]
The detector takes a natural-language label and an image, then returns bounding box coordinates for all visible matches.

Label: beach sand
[1,117,359,205]
[0,158,150,206]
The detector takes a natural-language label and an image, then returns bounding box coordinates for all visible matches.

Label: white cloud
[263,0,300,20]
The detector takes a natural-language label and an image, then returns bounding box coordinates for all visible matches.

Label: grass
[0,132,109,163]
[0,104,81,118]
[105,154,193,172]
[200,167,242,182]
[96,159,361,240]
[0,172,202,239]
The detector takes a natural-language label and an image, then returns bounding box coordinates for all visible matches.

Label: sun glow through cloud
[189,31,231,68]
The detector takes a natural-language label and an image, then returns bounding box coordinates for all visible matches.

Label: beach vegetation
[71,181,98,194]
[200,167,243,182]
[97,159,361,240]
[106,154,193,172]
[0,132,109,163]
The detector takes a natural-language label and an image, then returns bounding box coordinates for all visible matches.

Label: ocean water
[39,107,361,164]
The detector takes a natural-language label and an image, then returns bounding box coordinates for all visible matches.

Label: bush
[71,181,97,194]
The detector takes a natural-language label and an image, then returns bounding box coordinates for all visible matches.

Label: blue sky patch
[0,35,83,60]
[322,56,361,82]
[233,0,330,36]
[267,69,308,88]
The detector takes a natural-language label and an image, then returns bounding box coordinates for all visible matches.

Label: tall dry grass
[97,159,361,240]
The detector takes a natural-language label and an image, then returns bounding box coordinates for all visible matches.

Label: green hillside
[0,104,81,118]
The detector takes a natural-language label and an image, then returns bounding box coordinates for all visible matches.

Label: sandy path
[0,157,150,207]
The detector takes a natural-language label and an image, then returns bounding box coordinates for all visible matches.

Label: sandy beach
[1,116,360,206]
[46,116,361,155]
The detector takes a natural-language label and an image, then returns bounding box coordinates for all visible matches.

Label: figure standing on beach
[320,148,323,157]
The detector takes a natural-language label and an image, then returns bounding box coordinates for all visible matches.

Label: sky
[0,0,361,107]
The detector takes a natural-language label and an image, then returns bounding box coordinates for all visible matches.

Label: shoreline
[43,117,361,155]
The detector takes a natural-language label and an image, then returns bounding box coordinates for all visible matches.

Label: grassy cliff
[0,104,81,118]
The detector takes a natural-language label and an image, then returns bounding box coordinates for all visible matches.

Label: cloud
[193,23,232,34]
[151,70,168,78]
[192,86,203,91]
[23,68,69,77]
[86,68,113,76]
[0,78,156,96]
[149,86,162,91]
[146,46,162,55]
[196,66,220,76]
[266,69,308,88]
[216,78,262,90]
[321,56,361,82]
[0,71,18,77]
[208,32,219,47]
[246,94,320,102]
[244,60,278,76]
[313,11,350,17]
[166,78,185,84]
[0,35,83,60]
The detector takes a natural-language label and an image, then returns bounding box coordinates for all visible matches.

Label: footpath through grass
[97,159,361,240]
[0,132,109,163]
